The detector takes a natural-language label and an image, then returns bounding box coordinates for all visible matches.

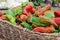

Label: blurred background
[0,0,60,9]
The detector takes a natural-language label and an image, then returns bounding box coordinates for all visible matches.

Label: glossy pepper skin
[5,15,16,24]
[0,16,8,20]
[0,12,3,17]
[35,4,51,17]
[12,2,34,16]
[28,16,49,26]
[0,12,8,20]
[44,10,55,18]
[52,18,60,24]
[23,4,35,15]
[54,10,60,17]
[33,25,54,33]
[21,22,33,30]
[20,14,27,21]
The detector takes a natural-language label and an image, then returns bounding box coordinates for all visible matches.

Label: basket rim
[0,19,60,37]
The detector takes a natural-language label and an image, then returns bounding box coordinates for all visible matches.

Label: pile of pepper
[0,2,60,33]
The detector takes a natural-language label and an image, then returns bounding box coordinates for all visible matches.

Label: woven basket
[0,19,60,40]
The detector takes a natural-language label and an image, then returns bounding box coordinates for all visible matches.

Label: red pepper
[20,14,27,21]
[0,12,3,17]
[23,4,35,15]
[36,6,41,11]
[0,16,8,20]
[33,25,54,33]
[35,4,51,17]
[16,15,20,18]
[38,12,44,17]
[31,8,35,13]
[52,18,60,24]
[54,10,60,17]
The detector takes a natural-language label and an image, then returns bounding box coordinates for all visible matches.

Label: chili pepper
[33,25,54,33]
[20,14,27,21]
[35,4,51,17]
[36,6,41,11]
[31,8,35,13]
[54,10,60,17]
[0,16,8,20]
[0,12,3,17]
[44,10,55,18]
[5,15,16,24]
[52,18,60,24]
[23,4,35,15]
[28,16,49,26]
[32,24,37,28]
[39,16,58,28]
[58,25,60,32]
[38,12,44,17]
[12,2,34,16]
[16,15,20,18]
[53,29,59,33]
[21,22,33,30]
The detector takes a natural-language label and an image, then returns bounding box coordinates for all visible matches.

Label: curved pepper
[0,16,8,20]
[21,22,33,30]
[20,14,27,21]
[35,4,51,17]
[54,10,60,17]
[5,15,16,24]
[0,12,3,17]
[33,25,54,33]
[23,4,35,15]
[52,18,60,24]
[44,10,55,18]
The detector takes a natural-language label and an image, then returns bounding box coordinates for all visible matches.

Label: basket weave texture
[0,19,60,40]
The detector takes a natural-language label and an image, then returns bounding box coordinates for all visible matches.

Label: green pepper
[5,15,16,24]
[6,10,16,17]
[28,16,49,26]
[44,11,55,18]
[58,25,60,32]
[53,29,58,33]
[21,22,33,30]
